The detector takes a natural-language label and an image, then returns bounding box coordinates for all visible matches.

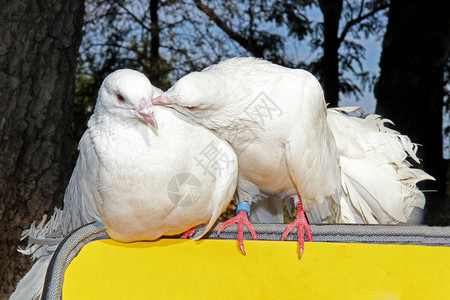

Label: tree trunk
[375,0,449,224]
[0,1,84,297]
[149,0,161,86]
[150,0,160,63]
[318,0,343,107]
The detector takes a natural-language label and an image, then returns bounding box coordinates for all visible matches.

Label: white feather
[9,255,51,300]
[155,57,433,226]
[327,107,434,224]
[12,69,237,299]
[249,196,284,223]
[159,58,342,220]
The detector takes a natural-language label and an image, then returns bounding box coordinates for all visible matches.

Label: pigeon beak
[152,93,173,106]
[137,102,158,129]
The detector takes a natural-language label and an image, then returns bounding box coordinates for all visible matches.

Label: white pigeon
[11,69,237,300]
[152,57,434,258]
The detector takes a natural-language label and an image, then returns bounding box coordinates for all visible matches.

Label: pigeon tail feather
[11,209,64,300]
[327,107,434,224]
[249,196,285,224]
[9,255,51,300]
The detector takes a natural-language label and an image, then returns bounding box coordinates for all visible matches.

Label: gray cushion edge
[41,222,450,299]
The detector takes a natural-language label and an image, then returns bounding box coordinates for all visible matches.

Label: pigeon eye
[186,106,197,110]
[116,93,125,102]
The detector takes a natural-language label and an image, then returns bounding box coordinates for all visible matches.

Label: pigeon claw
[218,211,258,255]
[180,226,196,239]
[281,201,313,260]
[239,244,246,256]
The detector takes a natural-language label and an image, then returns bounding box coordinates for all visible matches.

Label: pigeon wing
[61,129,102,235]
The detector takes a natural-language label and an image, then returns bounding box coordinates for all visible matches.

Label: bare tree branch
[193,0,264,57]
[338,3,389,46]
[90,42,141,55]
[117,2,152,32]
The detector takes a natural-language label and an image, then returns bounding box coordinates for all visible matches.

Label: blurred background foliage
[74,0,390,147]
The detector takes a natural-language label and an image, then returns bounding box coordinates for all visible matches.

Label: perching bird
[152,57,434,258]
[11,69,237,300]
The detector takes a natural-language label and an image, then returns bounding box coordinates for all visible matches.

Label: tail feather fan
[327,107,434,224]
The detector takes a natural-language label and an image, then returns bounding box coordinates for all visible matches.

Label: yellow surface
[63,239,449,300]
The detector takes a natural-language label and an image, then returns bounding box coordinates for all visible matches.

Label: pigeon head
[97,69,159,129]
[151,71,225,120]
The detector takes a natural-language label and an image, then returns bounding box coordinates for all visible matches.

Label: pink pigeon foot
[218,209,258,255]
[281,201,313,259]
[181,226,196,239]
